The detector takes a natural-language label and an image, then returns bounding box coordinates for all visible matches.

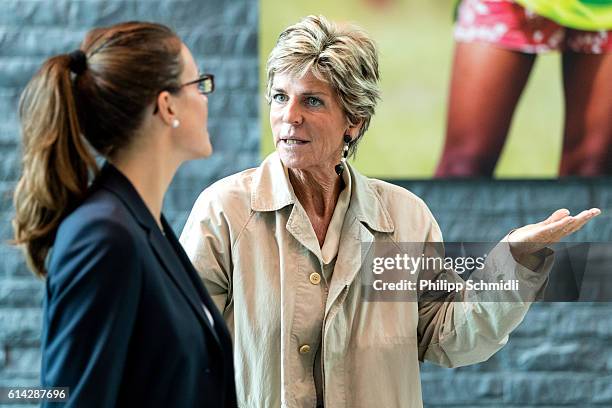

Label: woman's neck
[288,166,345,245]
[110,143,179,231]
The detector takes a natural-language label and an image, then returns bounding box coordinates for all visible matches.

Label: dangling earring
[171,119,180,128]
[335,134,352,176]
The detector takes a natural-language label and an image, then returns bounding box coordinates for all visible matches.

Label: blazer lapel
[98,162,220,346]
[161,217,231,347]
[148,219,222,347]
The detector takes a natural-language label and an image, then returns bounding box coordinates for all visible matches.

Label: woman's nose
[282,99,303,125]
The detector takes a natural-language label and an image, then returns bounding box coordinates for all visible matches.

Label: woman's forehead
[180,44,199,77]
[272,71,333,95]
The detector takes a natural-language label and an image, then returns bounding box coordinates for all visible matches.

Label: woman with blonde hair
[13,21,235,407]
[181,15,599,407]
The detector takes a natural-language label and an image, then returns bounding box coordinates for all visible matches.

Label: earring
[171,119,180,128]
[335,134,352,176]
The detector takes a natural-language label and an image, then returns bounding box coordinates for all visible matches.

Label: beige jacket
[180,153,552,408]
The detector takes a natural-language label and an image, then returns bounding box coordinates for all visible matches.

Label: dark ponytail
[12,22,183,277]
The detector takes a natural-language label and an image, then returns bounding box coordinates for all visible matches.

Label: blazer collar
[250,152,394,233]
[95,162,159,233]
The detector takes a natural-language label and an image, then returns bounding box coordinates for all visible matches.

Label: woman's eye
[306,97,323,107]
[273,94,288,103]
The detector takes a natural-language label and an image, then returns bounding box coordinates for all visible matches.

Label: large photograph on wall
[259,0,612,178]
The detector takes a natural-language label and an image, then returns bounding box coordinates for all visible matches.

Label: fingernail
[591,209,601,216]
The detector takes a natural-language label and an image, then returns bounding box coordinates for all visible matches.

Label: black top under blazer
[41,163,236,407]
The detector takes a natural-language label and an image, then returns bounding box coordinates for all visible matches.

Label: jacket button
[309,272,321,285]
[299,344,311,354]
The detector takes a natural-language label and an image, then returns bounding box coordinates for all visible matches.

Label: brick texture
[399,179,612,407]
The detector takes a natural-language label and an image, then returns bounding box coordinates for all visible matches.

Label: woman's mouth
[281,138,309,145]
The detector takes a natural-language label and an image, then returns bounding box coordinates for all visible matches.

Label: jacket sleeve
[42,218,141,408]
[416,214,554,368]
[180,188,233,318]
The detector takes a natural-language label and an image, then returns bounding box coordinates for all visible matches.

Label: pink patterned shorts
[454,0,612,53]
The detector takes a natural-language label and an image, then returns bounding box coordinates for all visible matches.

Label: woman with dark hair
[12,21,235,407]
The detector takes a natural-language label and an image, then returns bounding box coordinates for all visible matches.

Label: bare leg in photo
[436,41,536,177]
[560,51,612,176]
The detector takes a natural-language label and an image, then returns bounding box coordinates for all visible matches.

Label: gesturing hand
[508,208,601,259]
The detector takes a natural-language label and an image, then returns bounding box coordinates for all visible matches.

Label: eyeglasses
[153,73,214,114]
[176,73,215,95]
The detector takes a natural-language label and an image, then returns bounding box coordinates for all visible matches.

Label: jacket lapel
[251,153,323,258]
[98,162,220,346]
[162,217,230,347]
[286,203,322,260]
[326,213,375,314]
[148,222,221,347]
[326,165,394,313]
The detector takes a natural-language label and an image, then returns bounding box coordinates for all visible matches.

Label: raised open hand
[508,208,601,259]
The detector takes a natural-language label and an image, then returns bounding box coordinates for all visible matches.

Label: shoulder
[48,189,143,291]
[204,167,258,206]
[357,174,441,241]
[188,167,257,225]
[53,189,140,261]
[180,167,259,252]
[363,176,433,219]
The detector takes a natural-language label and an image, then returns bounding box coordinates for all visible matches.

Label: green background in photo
[259,0,563,178]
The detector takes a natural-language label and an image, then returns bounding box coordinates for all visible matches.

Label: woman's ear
[156,90,177,127]
[346,119,363,140]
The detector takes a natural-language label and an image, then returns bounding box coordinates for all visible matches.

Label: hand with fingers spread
[508,208,601,260]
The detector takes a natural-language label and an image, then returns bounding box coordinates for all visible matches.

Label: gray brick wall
[399,179,612,407]
[1,1,611,407]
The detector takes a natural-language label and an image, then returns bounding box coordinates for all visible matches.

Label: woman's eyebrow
[302,91,328,97]
[272,87,329,97]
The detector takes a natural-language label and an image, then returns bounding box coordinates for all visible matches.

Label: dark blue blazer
[41,163,236,408]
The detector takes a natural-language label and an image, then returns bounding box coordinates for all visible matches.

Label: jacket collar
[94,161,160,233]
[250,152,394,233]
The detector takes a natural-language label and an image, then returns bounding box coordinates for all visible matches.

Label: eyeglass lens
[199,77,213,94]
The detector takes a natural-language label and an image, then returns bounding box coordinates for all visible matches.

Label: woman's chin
[201,147,213,158]
[278,152,308,170]
[191,141,213,160]
[199,137,213,158]
[278,153,338,175]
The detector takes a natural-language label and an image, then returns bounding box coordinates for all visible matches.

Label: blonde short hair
[266,15,380,157]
